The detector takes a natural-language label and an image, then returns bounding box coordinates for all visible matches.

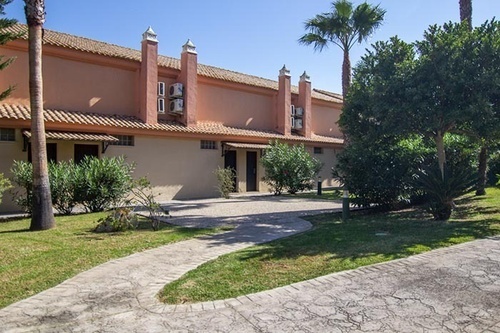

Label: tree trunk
[459,0,472,28]
[342,49,351,100]
[476,146,487,196]
[435,131,446,180]
[26,0,55,230]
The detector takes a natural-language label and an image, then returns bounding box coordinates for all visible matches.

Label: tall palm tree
[458,0,486,196]
[25,0,54,230]
[299,0,385,99]
[459,0,472,28]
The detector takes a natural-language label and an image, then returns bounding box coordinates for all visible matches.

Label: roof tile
[0,104,343,145]
[3,24,342,104]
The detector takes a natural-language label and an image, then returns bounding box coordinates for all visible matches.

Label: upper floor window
[200,140,217,150]
[0,128,15,141]
[110,135,134,146]
[313,147,323,154]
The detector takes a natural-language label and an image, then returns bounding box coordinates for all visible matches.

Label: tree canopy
[0,0,20,100]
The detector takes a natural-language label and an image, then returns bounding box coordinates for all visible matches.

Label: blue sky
[4,0,499,94]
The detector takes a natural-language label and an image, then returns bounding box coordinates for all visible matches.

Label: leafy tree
[25,0,55,230]
[0,0,21,100]
[261,141,322,195]
[0,173,11,204]
[341,22,487,180]
[298,0,385,98]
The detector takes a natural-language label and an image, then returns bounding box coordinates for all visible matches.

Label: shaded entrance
[74,144,99,163]
[224,150,237,192]
[246,151,257,191]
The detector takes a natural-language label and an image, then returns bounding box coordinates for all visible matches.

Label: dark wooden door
[246,151,257,192]
[224,150,237,192]
[74,144,99,163]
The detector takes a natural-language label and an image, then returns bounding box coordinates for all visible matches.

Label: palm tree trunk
[435,131,446,180]
[25,0,55,230]
[459,0,472,27]
[476,146,487,195]
[342,49,351,100]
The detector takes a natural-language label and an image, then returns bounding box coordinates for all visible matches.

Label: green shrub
[0,173,12,205]
[214,167,235,199]
[488,151,500,186]
[94,207,138,232]
[10,160,33,213]
[75,156,134,213]
[261,141,322,195]
[413,163,476,220]
[49,161,78,215]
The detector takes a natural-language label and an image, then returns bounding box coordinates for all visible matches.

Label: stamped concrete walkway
[1,195,500,332]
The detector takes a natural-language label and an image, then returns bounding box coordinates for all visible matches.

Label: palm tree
[458,0,486,196]
[459,0,472,28]
[299,0,385,99]
[24,0,55,230]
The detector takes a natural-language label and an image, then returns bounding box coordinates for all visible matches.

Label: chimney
[139,27,158,125]
[298,71,312,138]
[276,65,291,135]
[178,39,198,127]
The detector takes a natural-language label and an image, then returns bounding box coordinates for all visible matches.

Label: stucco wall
[0,48,137,116]
[197,83,274,130]
[311,103,342,137]
[0,129,29,212]
[307,145,342,188]
[105,136,222,201]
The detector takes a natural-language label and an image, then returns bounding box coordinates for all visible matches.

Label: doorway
[224,150,237,192]
[74,144,99,163]
[246,151,257,192]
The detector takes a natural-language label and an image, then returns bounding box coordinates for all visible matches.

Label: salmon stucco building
[0,24,344,213]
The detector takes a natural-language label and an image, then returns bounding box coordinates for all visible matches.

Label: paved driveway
[1,195,499,332]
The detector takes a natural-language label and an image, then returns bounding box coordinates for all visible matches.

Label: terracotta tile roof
[0,104,344,145]
[313,89,343,103]
[4,24,342,104]
[22,130,118,142]
[224,142,270,149]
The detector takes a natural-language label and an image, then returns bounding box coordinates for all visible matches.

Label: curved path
[1,196,500,332]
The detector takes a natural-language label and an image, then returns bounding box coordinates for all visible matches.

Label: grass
[0,213,221,309]
[160,187,500,304]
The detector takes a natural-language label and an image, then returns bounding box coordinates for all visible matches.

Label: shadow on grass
[231,194,500,264]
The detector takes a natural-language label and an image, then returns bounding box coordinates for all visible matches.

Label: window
[313,147,323,154]
[157,98,165,113]
[0,128,15,141]
[110,135,134,146]
[158,82,166,97]
[200,140,217,150]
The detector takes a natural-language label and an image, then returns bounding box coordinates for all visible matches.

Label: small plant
[94,207,138,232]
[414,163,476,220]
[214,167,235,199]
[0,173,12,204]
[75,156,135,212]
[261,141,322,195]
[10,160,33,213]
[129,177,168,231]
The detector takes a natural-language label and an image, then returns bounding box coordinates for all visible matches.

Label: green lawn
[160,187,500,305]
[0,213,220,309]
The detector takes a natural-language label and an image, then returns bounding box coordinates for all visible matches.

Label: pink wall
[311,103,342,137]
[0,47,138,116]
[197,83,274,130]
